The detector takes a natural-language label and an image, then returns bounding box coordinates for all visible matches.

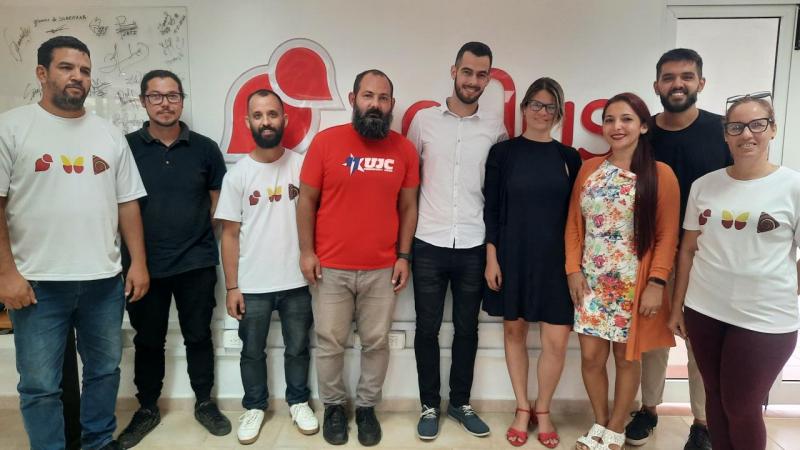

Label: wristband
[226,286,239,291]
[647,277,666,287]
[397,252,412,262]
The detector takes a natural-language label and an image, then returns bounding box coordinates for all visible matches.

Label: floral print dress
[574,160,639,342]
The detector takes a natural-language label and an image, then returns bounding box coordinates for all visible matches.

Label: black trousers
[412,238,485,407]
[126,267,218,408]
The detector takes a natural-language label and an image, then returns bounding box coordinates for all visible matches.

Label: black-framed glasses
[526,100,557,115]
[724,117,773,136]
[725,91,772,108]
[143,93,185,105]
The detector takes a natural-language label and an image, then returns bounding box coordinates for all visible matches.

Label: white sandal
[598,428,625,449]
[576,423,606,449]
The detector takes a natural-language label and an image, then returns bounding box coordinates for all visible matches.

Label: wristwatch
[647,276,667,287]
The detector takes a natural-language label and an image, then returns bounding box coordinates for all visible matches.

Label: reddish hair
[602,92,658,259]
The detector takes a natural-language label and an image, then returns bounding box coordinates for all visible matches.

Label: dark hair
[246,88,285,113]
[725,97,775,123]
[602,93,658,260]
[37,36,90,68]
[140,69,184,97]
[353,69,393,97]
[520,77,566,124]
[455,41,492,67]
[656,48,703,78]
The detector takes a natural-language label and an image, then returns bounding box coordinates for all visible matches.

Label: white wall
[1,0,798,407]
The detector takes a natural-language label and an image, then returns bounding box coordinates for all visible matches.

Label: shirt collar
[138,121,190,145]
[438,98,482,119]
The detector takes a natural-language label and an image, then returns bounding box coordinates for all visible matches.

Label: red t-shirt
[300,124,420,270]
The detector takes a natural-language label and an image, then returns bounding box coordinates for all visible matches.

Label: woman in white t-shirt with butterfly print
[668,93,800,450]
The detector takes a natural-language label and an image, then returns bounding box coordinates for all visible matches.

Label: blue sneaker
[416,405,440,440]
[447,404,490,437]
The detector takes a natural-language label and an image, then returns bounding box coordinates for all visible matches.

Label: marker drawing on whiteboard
[4,26,31,62]
[45,24,69,34]
[91,78,112,97]
[99,42,149,75]
[23,83,42,103]
[114,16,138,38]
[157,11,187,35]
[89,17,109,37]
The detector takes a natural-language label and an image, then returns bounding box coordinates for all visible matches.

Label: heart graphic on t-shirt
[249,190,261,206]
[92,155,110,174]
[698,209,711,225]
[288,183,299,201]
[34,153,53,172]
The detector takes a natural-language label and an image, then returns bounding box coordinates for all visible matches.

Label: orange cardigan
[565,156,680,361]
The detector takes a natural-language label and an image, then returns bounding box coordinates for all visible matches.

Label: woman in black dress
[483,77,580,448]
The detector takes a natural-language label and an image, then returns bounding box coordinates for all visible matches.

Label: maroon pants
[685,307,797,450]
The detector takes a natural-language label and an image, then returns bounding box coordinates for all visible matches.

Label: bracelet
[397,252,412,262]
[647,277,666,287]
[226,286,239,291]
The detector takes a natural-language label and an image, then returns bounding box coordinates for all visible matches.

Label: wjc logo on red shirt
[342,154,395,175]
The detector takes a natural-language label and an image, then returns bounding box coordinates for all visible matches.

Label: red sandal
[506,408,529,447]
[531,409,560,449]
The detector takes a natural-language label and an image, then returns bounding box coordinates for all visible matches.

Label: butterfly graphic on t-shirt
[721,210,749,230]
[268,185,282,202]
[60,155,85,174]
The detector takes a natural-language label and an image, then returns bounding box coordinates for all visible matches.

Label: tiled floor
[1,407,799,449]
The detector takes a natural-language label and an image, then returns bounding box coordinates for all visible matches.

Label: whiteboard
[0,7,191,133]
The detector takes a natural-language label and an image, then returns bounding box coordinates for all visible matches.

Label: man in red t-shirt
[297,69,419,447]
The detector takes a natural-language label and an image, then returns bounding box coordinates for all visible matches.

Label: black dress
[482,136,580,324]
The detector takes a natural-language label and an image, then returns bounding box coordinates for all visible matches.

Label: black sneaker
[323,404,348,445]
[118,406,161,449]
[416,404,440,440]
[625,409,658,446]
[98,441,123,450]
[355,406,382,446]
[194,400,232,436]
[684,423,712,450]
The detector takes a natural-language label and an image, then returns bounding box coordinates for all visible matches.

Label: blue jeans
[239,286,313,409]
[10,275,125,450]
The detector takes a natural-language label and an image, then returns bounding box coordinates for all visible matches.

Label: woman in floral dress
[565,93,680,450]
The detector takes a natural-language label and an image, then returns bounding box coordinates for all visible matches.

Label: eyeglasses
[143,93,185,105]
[526,100,557,115]
[724,118,774,136]
[725,91,771,107]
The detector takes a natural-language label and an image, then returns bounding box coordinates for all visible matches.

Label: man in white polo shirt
[406,41,508,440]
[0,36,148,450]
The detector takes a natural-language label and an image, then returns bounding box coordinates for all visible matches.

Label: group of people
[0,34,797,450]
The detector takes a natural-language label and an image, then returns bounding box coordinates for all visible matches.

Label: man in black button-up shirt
[118,69,230,448]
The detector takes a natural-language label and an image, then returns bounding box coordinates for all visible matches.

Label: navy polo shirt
[125,121,227,278]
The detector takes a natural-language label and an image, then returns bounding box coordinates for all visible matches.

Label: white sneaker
[237,409,265,444]
[289,402,320,435]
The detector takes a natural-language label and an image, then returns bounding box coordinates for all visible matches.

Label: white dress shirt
[407,102,508,248]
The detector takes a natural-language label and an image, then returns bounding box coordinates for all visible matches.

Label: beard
[659,88,698,113]
[453,79,482,105]
[250,122,284,148]
[352,105,392,139]
[51,83,88,111]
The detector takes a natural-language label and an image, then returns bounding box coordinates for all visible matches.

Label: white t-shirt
[214,150,307,293]
[683,166,800,333]
[0,104,146,281]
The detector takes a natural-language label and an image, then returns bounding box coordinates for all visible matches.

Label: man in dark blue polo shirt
[118,69,229,448]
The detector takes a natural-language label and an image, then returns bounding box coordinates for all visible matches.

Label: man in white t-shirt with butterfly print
[0,36,149,450]
[215,89,318,445]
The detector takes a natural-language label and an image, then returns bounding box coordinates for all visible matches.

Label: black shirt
[651,109,733,225]
[125,121,227,278]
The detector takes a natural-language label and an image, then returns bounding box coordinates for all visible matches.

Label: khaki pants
[641,342,706,420]
[311,267,396,408]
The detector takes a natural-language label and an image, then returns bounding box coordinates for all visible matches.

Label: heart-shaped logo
[34,153,53,172]
[249,190,261,206]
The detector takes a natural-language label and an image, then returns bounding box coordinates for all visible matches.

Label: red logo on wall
[220,39,344,159]
[222,38,610,160]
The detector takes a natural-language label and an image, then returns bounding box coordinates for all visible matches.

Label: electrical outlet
[388,331,405,349]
